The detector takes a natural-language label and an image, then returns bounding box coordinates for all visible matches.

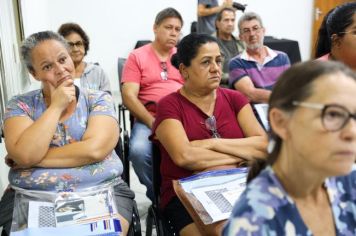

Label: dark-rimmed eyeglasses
[160,62,168,80]
[205,116,220,138]
[293,101,356,132]
[67,41,84,49]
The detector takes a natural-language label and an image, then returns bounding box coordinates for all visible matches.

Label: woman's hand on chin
[46,79,76,111]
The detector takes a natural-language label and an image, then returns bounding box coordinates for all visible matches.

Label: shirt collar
[240,46,278,66]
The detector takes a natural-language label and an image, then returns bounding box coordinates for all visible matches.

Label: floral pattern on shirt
[4,88,123,191]
[223,165,356,236]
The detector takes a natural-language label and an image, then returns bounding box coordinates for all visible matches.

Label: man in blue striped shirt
[229,12,290,103]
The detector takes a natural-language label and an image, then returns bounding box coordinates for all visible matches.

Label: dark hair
[215,7,236,33]
[154,7,183,26]
[171,33,218,69]
[216,7,235,22]
[190,21,197,33]
[314,2,356,58]
[21,31,68,73]
[58,22,90,55]
[247,60,356,182]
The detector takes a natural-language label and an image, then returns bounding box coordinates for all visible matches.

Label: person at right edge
[315,2,356,72]
[223,60,356,235]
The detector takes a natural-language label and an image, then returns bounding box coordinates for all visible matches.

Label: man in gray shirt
[214,7,244,86]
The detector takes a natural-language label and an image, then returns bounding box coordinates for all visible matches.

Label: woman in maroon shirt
[152,33,268,236]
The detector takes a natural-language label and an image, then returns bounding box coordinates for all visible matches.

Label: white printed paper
[28,201,56,228]
[191,177,246,223]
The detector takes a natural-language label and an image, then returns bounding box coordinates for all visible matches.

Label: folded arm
[4,106,63,167]
[234,76,271,103]
[36,115,119,168]
[155,118,244,172]
[155,104,267,172]
[191,105,267,162]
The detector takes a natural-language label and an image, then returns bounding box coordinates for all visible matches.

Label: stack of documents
[176,168,248,224]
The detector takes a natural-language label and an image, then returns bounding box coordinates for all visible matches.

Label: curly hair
[58,22,90,55]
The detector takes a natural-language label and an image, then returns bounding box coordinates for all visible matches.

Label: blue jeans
[129,121,153,201]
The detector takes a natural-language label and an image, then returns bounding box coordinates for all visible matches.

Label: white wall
[21,0,197,95]
[235,0,313,62]
[20,0,313,96]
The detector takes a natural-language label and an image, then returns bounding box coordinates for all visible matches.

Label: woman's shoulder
[231,167,291,219]
[83,62,105,75]
[225,167,296,235]
[79,88,114,105]
[330,164,356,197]
[155,91,183,121]
[79,87,111,99]
[218,87,245,98]
[218,87,249,107]
[157,90,180,105]
[7,89,42,107]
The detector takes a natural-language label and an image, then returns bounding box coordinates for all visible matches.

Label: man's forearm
[248,88,271,103]
[123,96,155,128]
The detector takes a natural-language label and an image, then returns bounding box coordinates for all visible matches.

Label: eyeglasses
[67,41,84,49]
[205,116,221,138]
[340,30,356,36]
[241,26,262,35]
[160,62,168,80]
[293,101,356,132]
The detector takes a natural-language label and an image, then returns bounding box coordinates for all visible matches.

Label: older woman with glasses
[151,33,268,236]
[58,23,111,93]
[223,60,356,235]
[315,2,356,71]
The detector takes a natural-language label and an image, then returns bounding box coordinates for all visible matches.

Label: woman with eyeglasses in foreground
[315,2,356,71]
[223,60,356,236]
[152,33,268,236]
[58,23,111,93]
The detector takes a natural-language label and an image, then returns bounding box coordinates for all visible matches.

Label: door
[311,0,354,58]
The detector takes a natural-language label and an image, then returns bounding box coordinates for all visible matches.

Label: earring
[267,138,276,154]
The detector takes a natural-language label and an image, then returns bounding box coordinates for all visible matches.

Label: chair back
[117,57,126,86]
[146,143,177,236]
[152,143,162,208]
[134,40,151,49]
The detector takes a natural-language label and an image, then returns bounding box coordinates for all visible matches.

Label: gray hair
[21,31,69,73]
[238,12,264,33]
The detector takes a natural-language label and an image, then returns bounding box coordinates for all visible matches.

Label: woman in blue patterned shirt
[0,31,133,236]
[223,60,356,236]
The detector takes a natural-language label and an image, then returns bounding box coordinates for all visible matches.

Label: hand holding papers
[173,168,248,225]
